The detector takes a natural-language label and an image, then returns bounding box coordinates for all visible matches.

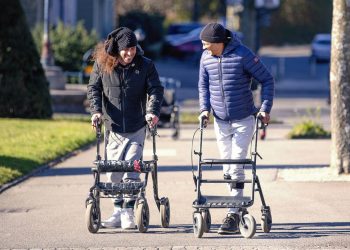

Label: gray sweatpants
[213,115,255,214]
[106,126,146,205]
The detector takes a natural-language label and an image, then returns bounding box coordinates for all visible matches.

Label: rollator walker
[85,120,170,233]
[191,115,272,238]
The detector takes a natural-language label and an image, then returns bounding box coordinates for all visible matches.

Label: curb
[0,142,96,194]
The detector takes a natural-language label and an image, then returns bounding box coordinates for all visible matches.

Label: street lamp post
[41,0,54,67]
[40,0,66,90]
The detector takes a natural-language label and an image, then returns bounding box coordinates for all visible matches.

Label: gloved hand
[91,113,102,130]
[257,111,270,125]
[198,111,210,128]
[145,113,159,128]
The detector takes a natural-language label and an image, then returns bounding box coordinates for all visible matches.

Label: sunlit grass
[0,117,95,186]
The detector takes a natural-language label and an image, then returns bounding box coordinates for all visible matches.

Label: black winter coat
[87,48,164,133]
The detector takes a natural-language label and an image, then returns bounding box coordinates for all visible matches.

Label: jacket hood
[136,44,144,56]
[222,31,242,55]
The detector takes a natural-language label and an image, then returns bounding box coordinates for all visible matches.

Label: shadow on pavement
[191,222,350,239]
[89,222,350,239]
[95,224,193,234]
[36,164,328,176]
[254,222,350,239]
[0,155,39,173]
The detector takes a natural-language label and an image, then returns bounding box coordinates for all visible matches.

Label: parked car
[166,22,203,35]
[163,27,243,60]
[163,27,203,59]
[311,33,331,63]
[82,48,94,82]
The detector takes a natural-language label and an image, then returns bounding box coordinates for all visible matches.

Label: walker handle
[93,119,102,137]
[146,116,153,128]
[146,116,158,136]
[257,114,268,129]
[200,115,209,129]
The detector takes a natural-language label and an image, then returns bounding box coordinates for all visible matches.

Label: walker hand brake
[200,115,209,129]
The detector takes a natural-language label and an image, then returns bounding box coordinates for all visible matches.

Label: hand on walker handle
[198,111,210,128]
[145,114,159,128]
[91,113,102,130]
[257,111,270,125]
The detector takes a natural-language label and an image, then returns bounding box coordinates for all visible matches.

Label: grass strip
[0,117,95,186]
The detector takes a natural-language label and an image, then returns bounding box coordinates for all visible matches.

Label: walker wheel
[261,207,272,233]
[193,212,204,238]
[239,214,256,238]
[85,201,100,233]
[135,199,150,233]
[160,197,170,228]
[201,209,211,233]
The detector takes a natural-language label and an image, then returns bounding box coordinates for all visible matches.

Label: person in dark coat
[198,23,274,234]
[87,27,163,229]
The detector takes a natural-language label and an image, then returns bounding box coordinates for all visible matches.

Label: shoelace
[222,216,233,224]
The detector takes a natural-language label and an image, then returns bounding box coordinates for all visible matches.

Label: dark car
[163,26,243,60]
[164,27,203,59]
[162,23,204,59]
[310,33,331,63]
[82,48,94,82]
[167,22,203,35]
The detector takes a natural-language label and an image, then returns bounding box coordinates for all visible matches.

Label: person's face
[202,41,223,56]
[119,46,137,65]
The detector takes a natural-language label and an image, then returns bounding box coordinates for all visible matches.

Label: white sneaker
[121,208,136,229]
[101,208,121,228]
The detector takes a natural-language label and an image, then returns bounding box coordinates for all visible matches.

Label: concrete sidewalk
[1,119,350,249]
[1,52,348,248]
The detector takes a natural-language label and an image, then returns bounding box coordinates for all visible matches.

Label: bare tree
[330,0,350,174]
[116,0,174,15]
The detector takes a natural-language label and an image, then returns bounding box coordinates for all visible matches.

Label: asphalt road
[1,122,349,249]
[156,45,330,99]
[1,47,348,249]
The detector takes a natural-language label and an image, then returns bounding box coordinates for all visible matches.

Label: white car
[311,33,331,62]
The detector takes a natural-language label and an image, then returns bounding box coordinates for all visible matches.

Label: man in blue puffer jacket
[198,23,274,234]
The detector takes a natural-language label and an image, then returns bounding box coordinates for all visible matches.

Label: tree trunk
[241,0,256,50]
[192,0,200,22]
[330,0,350,174]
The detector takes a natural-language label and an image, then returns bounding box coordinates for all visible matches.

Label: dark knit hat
[105,27,137,56]
[200,23,228,43]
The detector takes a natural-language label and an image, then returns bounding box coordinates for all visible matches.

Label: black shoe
[218,214,240,235]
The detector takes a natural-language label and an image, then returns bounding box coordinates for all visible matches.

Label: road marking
[143,149,177,156]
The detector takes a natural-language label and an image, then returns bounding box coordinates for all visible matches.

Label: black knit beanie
[200,23,228,43]
[105,27,137,56]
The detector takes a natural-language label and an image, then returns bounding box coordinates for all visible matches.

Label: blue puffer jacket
[198,32,274,121]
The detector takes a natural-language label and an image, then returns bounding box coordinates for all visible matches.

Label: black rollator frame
[191,115,272,238]
[85,120,170,233]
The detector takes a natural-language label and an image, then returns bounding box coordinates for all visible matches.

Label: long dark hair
[92,39,119,74]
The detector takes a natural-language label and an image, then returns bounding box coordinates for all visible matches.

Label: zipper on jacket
[218,57,229,120]
[140,100,144,117]
[121,68,126,132]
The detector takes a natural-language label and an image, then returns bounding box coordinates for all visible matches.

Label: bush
[287,120,330,139]
[261,0,333,45]
[0,0,52,118]
[32,21,98,71]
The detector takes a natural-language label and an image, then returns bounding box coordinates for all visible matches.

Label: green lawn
[0,116,95,186]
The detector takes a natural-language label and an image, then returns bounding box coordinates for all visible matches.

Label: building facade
[21,0,116,39]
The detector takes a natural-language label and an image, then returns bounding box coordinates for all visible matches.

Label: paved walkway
[1,48,350,248]
[1,111,350,249]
